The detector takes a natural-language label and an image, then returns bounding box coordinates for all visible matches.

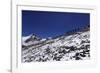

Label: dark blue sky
[22,10,90,38]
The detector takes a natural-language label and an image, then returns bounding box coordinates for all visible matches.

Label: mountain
[22,34,41,47]
[22,28,90,62]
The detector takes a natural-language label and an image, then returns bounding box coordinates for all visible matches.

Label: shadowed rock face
[22,29,90,63]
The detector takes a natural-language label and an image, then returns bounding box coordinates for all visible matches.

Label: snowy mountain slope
[22,34,42,47]
[22,30,90,62]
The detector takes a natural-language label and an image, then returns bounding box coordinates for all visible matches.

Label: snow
[22,35,31,42]
[22,30,90,63]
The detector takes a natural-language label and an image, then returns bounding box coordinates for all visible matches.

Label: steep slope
[22,30,90,62]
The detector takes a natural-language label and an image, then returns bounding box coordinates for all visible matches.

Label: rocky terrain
[22,28,90,63]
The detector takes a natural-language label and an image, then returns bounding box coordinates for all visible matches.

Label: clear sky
[22,10,90,38]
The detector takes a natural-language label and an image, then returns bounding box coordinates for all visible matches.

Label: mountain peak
[30,33,41,40]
